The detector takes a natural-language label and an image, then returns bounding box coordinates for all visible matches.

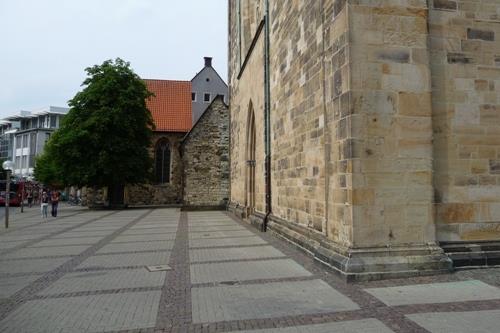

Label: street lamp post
[3,160,14,229]
[20,177,25,213]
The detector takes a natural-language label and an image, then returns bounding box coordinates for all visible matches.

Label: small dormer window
[204,93,210,102]
[192,93,196,101]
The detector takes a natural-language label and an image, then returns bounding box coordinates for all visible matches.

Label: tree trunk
[108,184,125,208]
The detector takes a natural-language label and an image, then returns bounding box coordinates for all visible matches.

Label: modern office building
[0,120,20,161]
[3,106,69,177]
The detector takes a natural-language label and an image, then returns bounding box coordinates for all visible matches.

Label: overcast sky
[0,0,228,118]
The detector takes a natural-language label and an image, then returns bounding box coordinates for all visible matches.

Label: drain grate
[219,280,239,286]
[146,265,172,272]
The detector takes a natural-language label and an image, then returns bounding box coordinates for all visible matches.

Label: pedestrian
[33,187,39,205]
[50,190,60,217]
[41,191,49,219]
[27,190,33,208]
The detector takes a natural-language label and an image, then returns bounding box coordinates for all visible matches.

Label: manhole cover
[146,265,172,272]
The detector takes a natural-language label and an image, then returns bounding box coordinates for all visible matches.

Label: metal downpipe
[262,0,271,232]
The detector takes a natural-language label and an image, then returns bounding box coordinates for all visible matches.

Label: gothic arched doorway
[245,102,256,216]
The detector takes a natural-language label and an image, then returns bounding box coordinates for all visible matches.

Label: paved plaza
[0,206,500,332]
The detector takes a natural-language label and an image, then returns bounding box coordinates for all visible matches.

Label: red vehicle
[0,181,23,206]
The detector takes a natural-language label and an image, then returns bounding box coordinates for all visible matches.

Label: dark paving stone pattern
[0,206,499,332]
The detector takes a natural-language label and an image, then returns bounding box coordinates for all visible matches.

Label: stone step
[442,242,500,268]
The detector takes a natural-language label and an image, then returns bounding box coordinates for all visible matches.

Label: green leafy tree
[35,58,155,201]
[33,152,61,187]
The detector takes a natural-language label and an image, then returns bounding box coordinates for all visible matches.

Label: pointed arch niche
[245,101,256,214]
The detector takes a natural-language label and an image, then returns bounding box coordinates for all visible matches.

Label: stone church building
[124,58,229,208]
[228,0,500,280]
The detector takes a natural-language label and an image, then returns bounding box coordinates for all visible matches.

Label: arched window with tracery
[155,139,171,184]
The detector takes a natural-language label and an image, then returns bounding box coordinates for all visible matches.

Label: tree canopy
[35,58,155,188]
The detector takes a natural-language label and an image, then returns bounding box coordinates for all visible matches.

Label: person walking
[41,191,49,219]
[50,190,60,217]
[27,189,33,208]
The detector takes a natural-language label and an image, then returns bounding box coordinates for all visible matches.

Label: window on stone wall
[192,93,196,101]
[155,139,171,184]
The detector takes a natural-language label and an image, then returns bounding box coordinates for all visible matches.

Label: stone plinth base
[228,202,249,219]
[228,205,453,281]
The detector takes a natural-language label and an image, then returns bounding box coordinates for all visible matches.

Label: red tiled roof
[144,79,192,132]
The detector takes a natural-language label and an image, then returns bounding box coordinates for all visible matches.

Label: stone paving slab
[0,241,28,250]
[227,318,395,333]
[191,279,360,323]
[39,269,166,295]
[189,236,268,248]
[189,221,236,227]
[121,228,178,236]
[0,291,161,332]
[189,230,256,239]
[0,257,70,275]
[190,259,313,284]
[128,225,178,231]
[190,245,286,263]
[189,225,247,232]
[111,233,176,243]
[365,280,500,306]
[30,236,104,247]
[0,274,44,298]
[96,240,174,254]
[3,245,89,259]
[406,310,500,333]
[70,226,121,232]
[0,234,49,242]
[52,230,115,238]
[2,207,500,333]
[77,251,171,269]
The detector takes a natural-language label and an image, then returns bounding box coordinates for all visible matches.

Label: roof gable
[191,66,228,87]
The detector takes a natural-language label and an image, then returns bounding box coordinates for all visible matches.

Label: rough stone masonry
[228,0,500,280]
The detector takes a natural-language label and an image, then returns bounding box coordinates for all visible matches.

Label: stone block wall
[430,0,500,241]
[182,96,230,207]
[229,0,266,215]
[125,132,184,206]
[229,0,499,278]
[269,1,329,236]
[348,0,436,248]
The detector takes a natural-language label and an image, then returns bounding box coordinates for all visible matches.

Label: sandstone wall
[229,0,500,277]
[229,0,352,243]
[182,97,230,207]
[347,0,436,248]
[430,0,500,241]
[229,0,266,214]
[269,1,327,235]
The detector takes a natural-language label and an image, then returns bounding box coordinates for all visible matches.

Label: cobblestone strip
[72,265,151,272]
[0,254,76,261]
[0,208,88,236]
[155,211,191,329]
[190,256,291,265]
[191,275,317,289]
[0,210,118,256]
[189,243,268,250]
[29,286,163,300]
[92,249,171,256]
[0,209,153,321]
